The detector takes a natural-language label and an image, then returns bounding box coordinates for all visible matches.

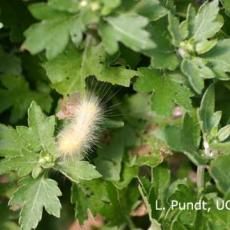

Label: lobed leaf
[134,68,193,116]
[100,13,155,54]
[9,177,62,230]
[210,154,230,194]
[0,75,52,123]
[192,0,223,42]
[56,160,101,183]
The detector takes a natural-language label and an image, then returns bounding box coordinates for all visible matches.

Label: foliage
[0,0,230,229]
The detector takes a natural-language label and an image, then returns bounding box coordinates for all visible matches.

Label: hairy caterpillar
[57,92,104,158]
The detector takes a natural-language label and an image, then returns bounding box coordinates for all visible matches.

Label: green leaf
[202,39,230,78]
[164,113,206,165]
[210,142,230,154]
[133,152,163,168]
[23,3,83,59]
[191,0,223,42]
[210,154,230,194]
[146,18,179,70]
[101,0,121,15]
[138,174,162,227]
[168,12,183,47]
[198,84,215,134]
[28,101,56,155]
[81,44,138,86]
[0,125,39,177]
[94,126,133,181]
[181,116,206,165]
[218,125,230,142]
[56,160,101,183]
[0,102,56,176]
[128,130,164,168]
[165,181,197,228]
[71,180,109,223]
[0,125,22,157]
[43,48,84,94]
[9,177,62,230]
[103,119,124,129]
[191,58,215,80]
[103,183,139,225]
[153,164,170,204]
[72,180,139,225]
[99,13,155,54]
[221,0,230,16]
[181,59,204,94]
[167,179,195,203]
[121,93,152,121]
[195,39,217,55]
[0,48,21,75]
[95,63,137,87]
[134,0,168,21]
[202,194,230,230]
[16,126,40,153]
[23,15,74,59]
[134,68,193,116]
[113,164,138,190]
[182,113,201,151]
[44,45,137,94]
[163,126,184,152]
[0,75,52,123]
[210,111,222,130]
[182,4,196,39]
[48,0,80,13]
[28,3,65,20]
[0,154,39,177]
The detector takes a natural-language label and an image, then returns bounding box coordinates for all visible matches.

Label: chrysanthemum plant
[0,0,230,229]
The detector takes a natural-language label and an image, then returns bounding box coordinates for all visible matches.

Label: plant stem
[197,165,205,194]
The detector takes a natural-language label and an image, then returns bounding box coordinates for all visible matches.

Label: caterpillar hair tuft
[57,92,103,158]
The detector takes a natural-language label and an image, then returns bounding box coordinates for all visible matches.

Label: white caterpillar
[57,93,103,157]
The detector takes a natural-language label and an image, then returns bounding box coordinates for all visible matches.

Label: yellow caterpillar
[57,93,103,157]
